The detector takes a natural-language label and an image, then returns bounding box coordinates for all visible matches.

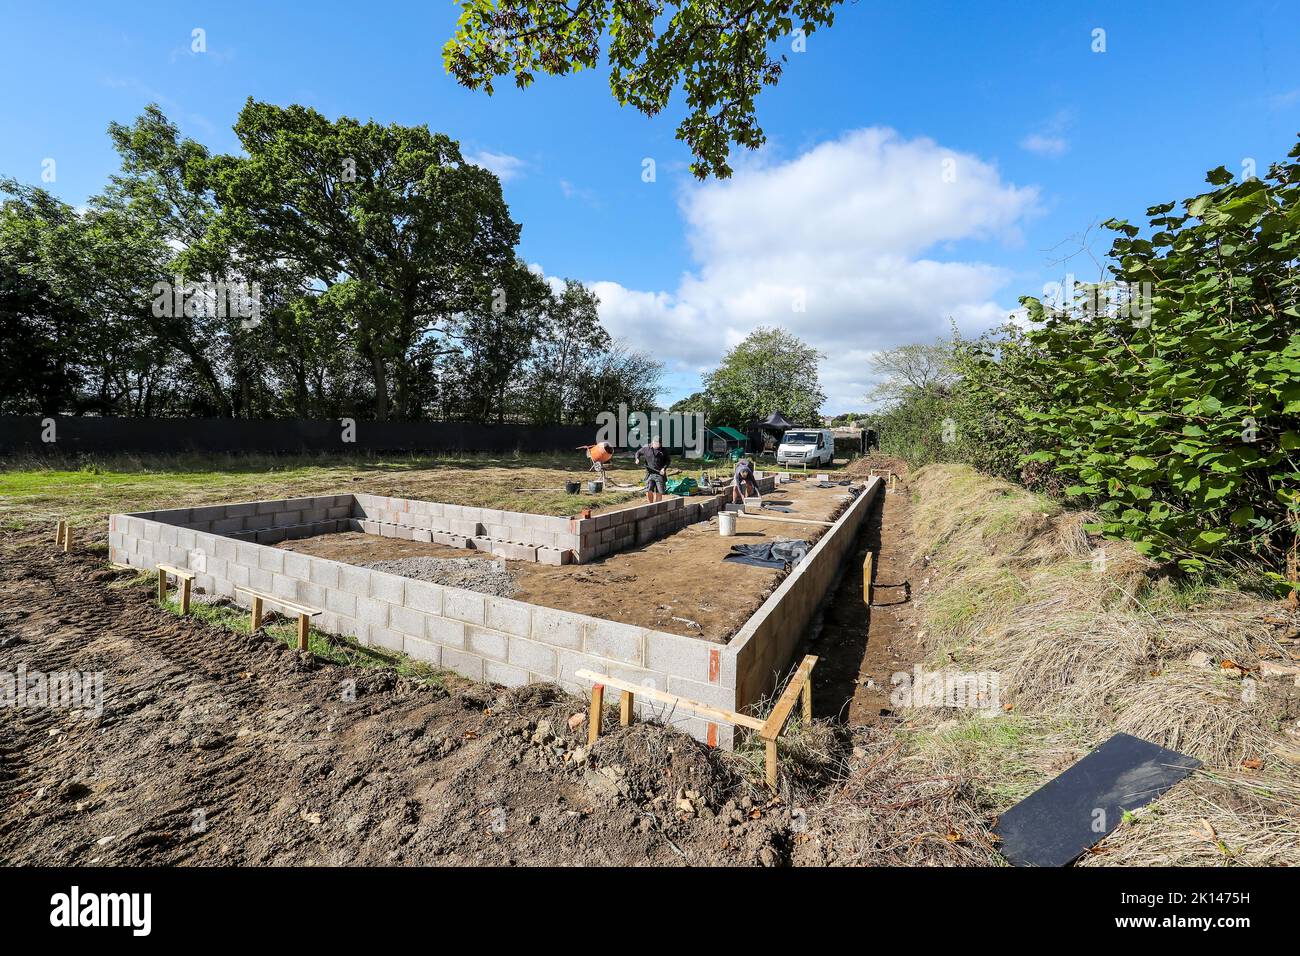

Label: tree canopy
[0,102,661,422]
[698,326,824,426]
[442,0,841,178]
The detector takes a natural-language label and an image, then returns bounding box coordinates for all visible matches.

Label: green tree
[525,278,610,424]
[670,390,715,420]
[442,0,841,178]
[702,326,824,425]
[209,99,522,420]
[0,258,86,414]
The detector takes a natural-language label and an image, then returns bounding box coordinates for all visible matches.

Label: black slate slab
[994,732,1202,867]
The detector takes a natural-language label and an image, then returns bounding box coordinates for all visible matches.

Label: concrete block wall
[352,478,773,564]
[108,503,739,746]
[115,494,357,547]
[724,477,882,716]
[106,472,863,751]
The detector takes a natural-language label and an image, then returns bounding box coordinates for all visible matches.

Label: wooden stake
[619,689,634,726]
[765,738,779,789]
[588,683,605,745]
[61,523,71,552]
[801,679,813,723]
[251,595,264,631]
[157,567,167,603]
[55,519,66,545]
[180,577,193,615]
[296,612,310,651]
[863,551,874,605]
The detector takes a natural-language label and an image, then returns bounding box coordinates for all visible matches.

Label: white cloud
[465,150,526,182]
[1269,88,1300,110]
[1019,133,1068,156]
[1019,110,1073,157]
[587,127,1040,413]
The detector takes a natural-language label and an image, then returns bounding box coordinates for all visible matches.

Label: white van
[776,428,835,467]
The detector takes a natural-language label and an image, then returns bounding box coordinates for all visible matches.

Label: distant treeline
[0,101,662,423]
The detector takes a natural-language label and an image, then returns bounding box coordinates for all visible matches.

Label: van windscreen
[783,431,818,444]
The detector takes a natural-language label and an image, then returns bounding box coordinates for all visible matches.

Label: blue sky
[2,0,1298,412]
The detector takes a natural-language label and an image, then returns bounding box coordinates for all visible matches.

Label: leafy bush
[1006,147,1300,580]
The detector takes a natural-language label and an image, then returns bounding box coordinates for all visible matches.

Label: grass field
[0,450,849,533]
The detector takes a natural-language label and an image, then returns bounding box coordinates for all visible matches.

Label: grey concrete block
[667,675,734,711]
[532,608,584,649]
[389,604,430,638]
[442,647,484,681]
[584,620,645,665]
[426,615,466,649]
[258,548,285,573]
[297,581,326,609]
[405,637,441,665]
[484,660,530,688]
[355,596,389,628]
[645,630,714,683]
[485,598,531,637]
[309,560,340,589]
[467,626,508,662]
[282,551,311,580]
[368,626,404,653]
[339,564,370,597]
[444,588,485,625]
[404,579,443,615]
[369,571,405,604]
[325,589,356,617]
[508,638,557,678]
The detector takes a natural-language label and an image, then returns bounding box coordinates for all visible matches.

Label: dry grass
[899,463,1300,866]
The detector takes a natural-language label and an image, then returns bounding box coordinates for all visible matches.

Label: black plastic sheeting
[723,538,809,569]
[994,732,1201,867]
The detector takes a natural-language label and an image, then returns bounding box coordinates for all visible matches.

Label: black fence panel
[0,416,597,455]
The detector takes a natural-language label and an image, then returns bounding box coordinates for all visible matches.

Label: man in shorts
[636,437,670,503]
[732,455,759,505]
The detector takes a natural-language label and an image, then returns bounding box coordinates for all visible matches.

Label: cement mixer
[577,440,641,489]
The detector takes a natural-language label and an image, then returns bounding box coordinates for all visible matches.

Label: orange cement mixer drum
[588,442,614,464]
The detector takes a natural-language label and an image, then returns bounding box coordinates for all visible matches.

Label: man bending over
[732,455,760,505]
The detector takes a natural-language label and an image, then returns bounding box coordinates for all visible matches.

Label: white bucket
[719,511,737,536]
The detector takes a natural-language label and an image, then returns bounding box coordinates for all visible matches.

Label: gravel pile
[361,556,519,597]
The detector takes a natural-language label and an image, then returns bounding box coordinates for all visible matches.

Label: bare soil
[0,531,813,866]
[278,478,859,643]
[803,456,925,725]
[0,461,949,868]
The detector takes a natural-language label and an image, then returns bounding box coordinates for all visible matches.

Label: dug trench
[803,455,923,726]
[0,462,961,867]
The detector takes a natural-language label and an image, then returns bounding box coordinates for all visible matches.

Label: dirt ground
[0,458,948,867]
[802,456,924,724]
[0,531,819,866]
[278,478,861,643]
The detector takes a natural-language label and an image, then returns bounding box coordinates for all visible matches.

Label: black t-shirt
[637,445,670,473]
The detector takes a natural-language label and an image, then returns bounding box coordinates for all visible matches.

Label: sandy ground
[278,478,862,643]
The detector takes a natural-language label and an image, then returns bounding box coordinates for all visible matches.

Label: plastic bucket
[565,481,580,494]
[587,480,604,493]
[719,511,737,536]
